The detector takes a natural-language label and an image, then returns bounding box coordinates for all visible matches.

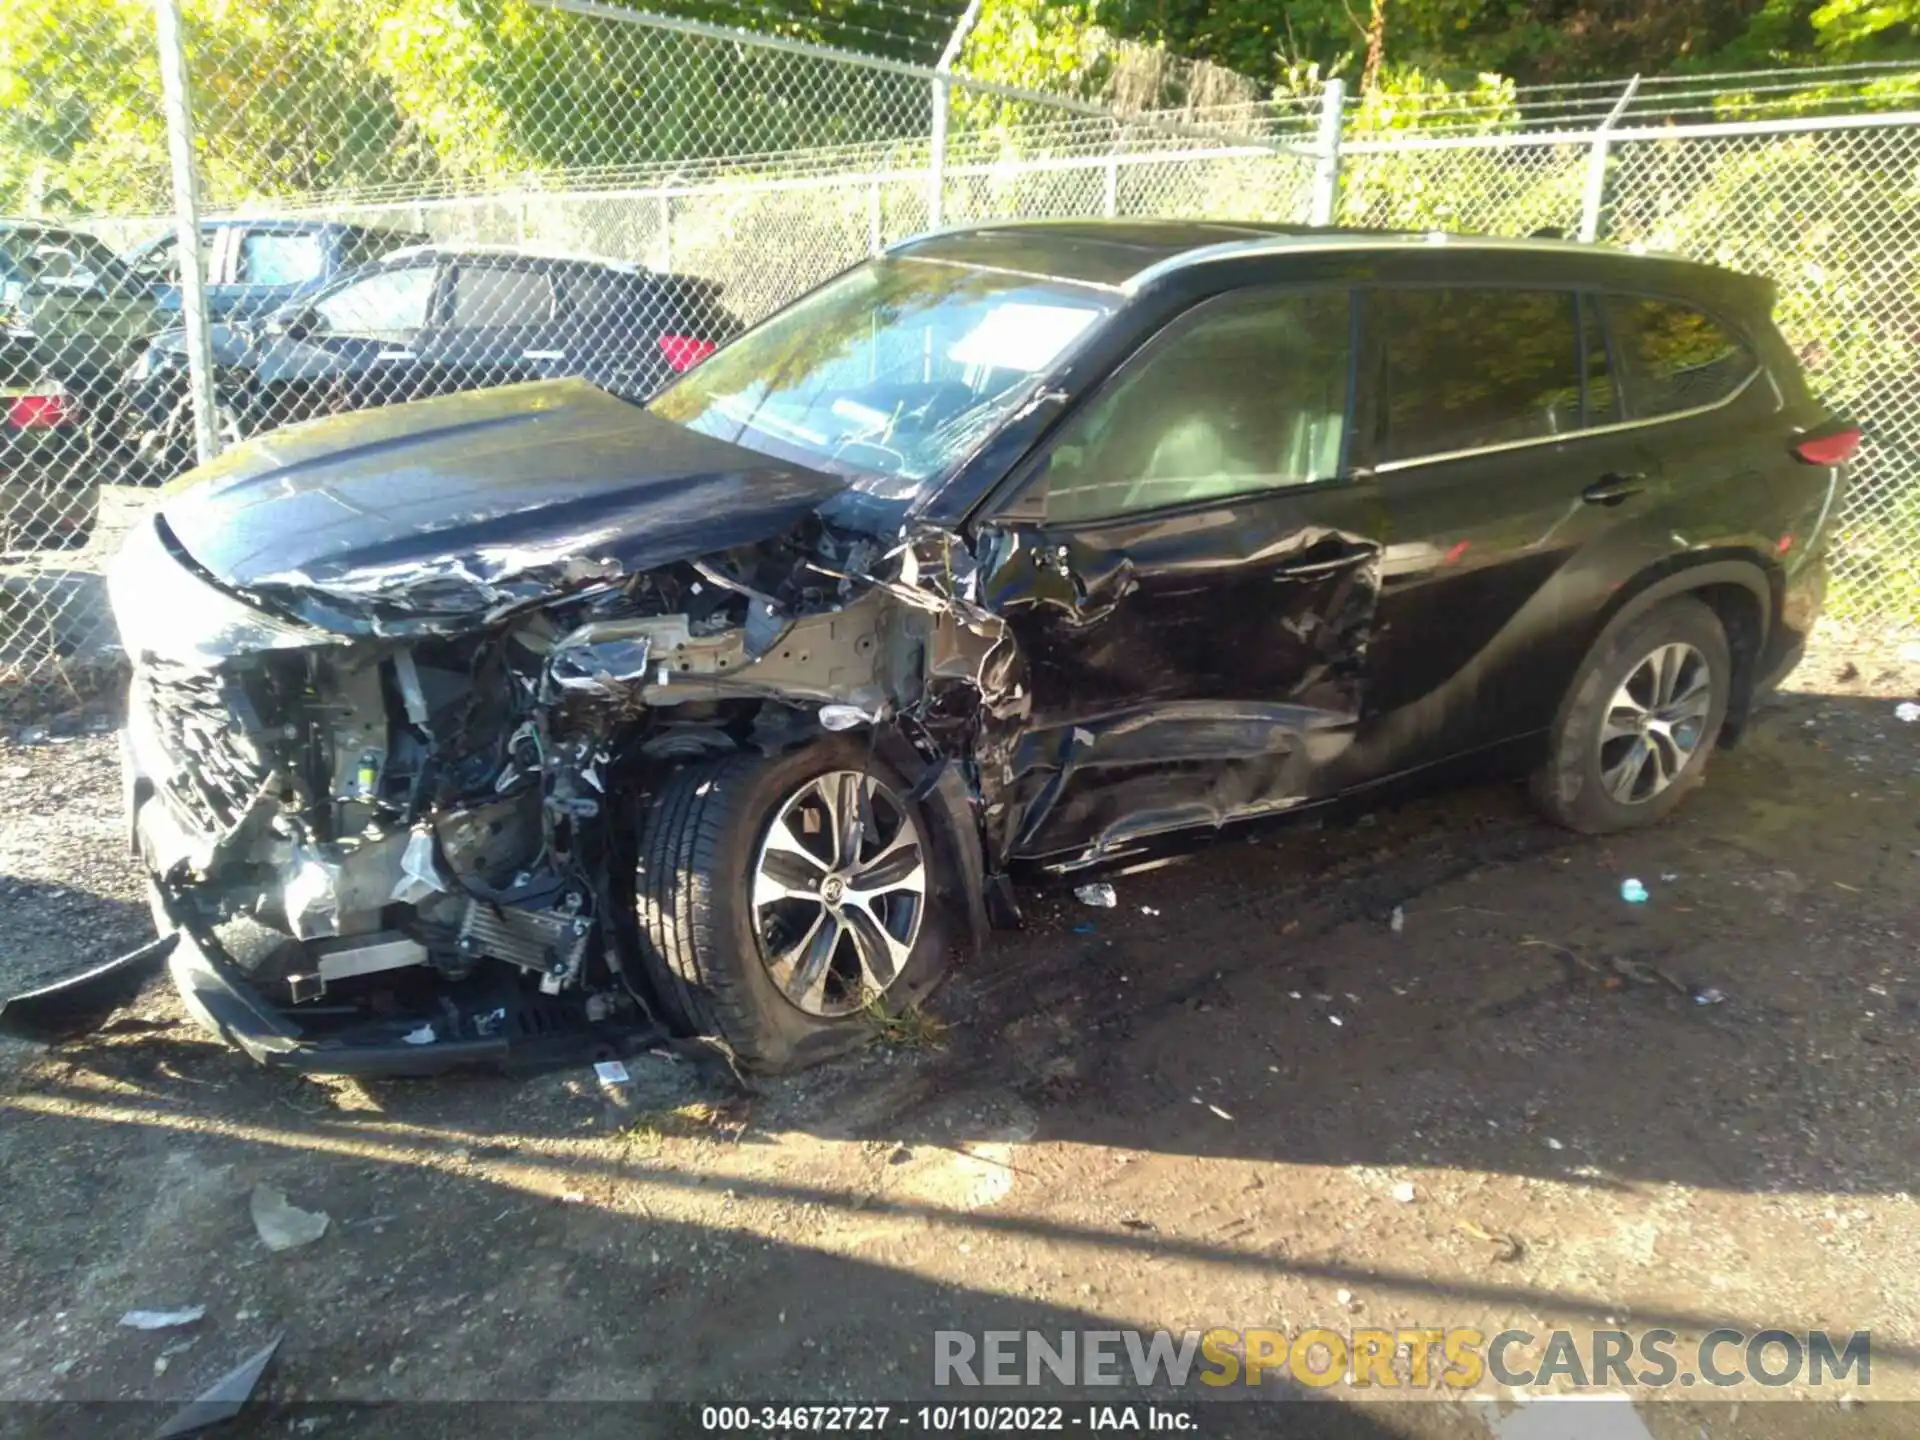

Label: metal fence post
[1578,75,1641,243]
[1309,78,1346,226]
[151,0,219,466]
[656,194,672,272]
[1103,147,1119,217]
[928,0,982,230]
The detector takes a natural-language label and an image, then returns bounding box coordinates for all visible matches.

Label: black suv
[38,221,1846,1076]
[120,244,741,474]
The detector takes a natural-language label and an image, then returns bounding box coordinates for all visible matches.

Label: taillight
[658,334,717,372]
[1792,425,1861,465]
[6,389,68,429]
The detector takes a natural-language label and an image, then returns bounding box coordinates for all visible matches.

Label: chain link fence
[0,1,1915,712]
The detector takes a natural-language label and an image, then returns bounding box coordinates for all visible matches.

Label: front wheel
[1531,595,1732,834]
[633,739,952,1072]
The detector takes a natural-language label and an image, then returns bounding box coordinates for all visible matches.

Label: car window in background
[649,258,1115,499]
[312,263,435,336]
[450,265,555,328]
[1041,288,1352,525]
[237,231,327,286]
[127,229,219,283]
[0,228,132,294]
[1373,289,1582,464]
[1601,295,1756,418]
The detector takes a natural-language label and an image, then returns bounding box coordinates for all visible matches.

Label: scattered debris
[1074,883,1117,908]
[1140,905,1160,916]
[1207,1104,1233,1121]
[1457,1219,1525,1263]
[1071,921,1096,935]
[1328,1015,1345,1027]
[150,1332,283,1440]
[1335,1288,1354,1305]
[1660,872,1679,882]
[592,1059,630,1085]
[1619,878,1650,904]
[1895,701,1920,724]
[1391,1181,1416,1204]
[1389,905,1405,934]
[1692,986,1728,1006]
[561,1192,587,1204]
[249,1185,330,1252]
[1545,1137,1565,1151]
[120,1307,206,1330]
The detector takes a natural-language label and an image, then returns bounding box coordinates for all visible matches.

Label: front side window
[1602,296,1756,418]
[1373,289,1582,464]
[238,231,327,286]
[649,258,1115,499]
[311,264,436,337]
[450,264,555,328]
[1038,288,1352,525]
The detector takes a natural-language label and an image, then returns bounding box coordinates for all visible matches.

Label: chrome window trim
[1369,365,1764,475]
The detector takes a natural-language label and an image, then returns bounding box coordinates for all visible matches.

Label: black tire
[633,738,952,1073]
[1531,595,1732,834]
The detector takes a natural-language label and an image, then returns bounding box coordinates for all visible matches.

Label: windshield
[648,258,1114,501]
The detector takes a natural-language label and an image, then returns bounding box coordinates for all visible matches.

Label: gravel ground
[0,622,1916,1439]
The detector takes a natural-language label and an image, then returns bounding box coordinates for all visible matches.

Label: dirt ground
[0,623,1916,1439]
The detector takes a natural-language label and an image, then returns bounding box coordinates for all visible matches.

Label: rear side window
[1040,287,1352,524]
[1601,296,1756,418]
[450,265,555,328]
[1372,289,1582,464]
[237,231,326,286]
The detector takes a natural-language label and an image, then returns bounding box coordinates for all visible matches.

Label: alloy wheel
[1598,641,1714,804]
[750,769,928,1016]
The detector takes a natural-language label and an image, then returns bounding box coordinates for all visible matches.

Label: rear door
[413,258,559,395]
[1354,285,1667,754]
[972,284,1384,865]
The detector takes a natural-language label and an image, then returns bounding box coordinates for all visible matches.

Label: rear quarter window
[1600,295,1758,418]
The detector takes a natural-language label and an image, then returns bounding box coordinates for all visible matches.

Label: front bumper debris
[0,934,177,1042]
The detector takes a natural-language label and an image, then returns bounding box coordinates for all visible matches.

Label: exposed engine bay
[114,504,1015,1068]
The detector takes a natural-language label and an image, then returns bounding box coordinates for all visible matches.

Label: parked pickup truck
[122,219,429,324]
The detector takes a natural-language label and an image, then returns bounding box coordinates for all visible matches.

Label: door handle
[1582,472,1647,506]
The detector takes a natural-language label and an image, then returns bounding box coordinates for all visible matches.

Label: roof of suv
[889,219,1764,303]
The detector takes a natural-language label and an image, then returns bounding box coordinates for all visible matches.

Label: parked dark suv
[120,243,741,474]
[12,221,1848,1076]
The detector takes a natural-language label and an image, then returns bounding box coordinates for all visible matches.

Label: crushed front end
[107,498,1004,1075]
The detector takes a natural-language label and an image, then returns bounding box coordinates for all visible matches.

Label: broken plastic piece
[1895,701,1920,723]
[1619,878,1649,904]
[0,933,177,1042]
[389,826,445,906]
[148,1333,283,1440]
[120,1307,206,1330]
[1074,883,1117,908]
[250,1186,330,1252]
[818,704,874,732]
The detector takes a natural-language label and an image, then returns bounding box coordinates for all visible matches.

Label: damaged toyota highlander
[7,220,1853,1074]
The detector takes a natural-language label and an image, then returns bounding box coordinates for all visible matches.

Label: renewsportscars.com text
[934,1327,1870,1392]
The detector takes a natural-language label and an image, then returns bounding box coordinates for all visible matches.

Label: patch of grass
[617,1099,746,1153]
[861,995,948,1051]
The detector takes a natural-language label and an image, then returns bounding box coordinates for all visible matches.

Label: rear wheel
[1532,596,1732,834]
[633,739,951,1072]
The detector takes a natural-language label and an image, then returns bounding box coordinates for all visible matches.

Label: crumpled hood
[156,378,847,635]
